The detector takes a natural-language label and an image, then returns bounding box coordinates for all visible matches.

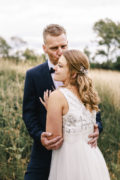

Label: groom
[23,24,103,180]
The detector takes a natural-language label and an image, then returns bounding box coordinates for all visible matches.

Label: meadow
[0,59,120,180]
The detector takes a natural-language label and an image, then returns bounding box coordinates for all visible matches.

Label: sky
[0,0,120,54]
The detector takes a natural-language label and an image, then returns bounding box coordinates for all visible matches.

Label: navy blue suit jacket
[22,61,103,178]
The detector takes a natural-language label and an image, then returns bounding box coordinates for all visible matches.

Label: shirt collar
[48,58,55,70]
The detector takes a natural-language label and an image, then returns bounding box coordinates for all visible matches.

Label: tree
[10,36,27,48]
[0,37,11,58]
[114,56,120,70]
[8,36,27,60]
[93,18,120,62]
[22,48,37,60]
[83,46,91,59]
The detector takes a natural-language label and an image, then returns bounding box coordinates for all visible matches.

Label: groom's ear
[43,44,47,53]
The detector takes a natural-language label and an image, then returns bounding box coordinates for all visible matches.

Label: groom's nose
[57,47,63,56]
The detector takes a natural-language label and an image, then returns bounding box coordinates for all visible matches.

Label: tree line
[84,18,120,70]
[0,36,45,62]
[0,18,120,70]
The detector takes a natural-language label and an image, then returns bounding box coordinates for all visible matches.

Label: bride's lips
[54,71,58,74]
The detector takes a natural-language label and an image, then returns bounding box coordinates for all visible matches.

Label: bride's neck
[66,84,78,93]
[63,82,78,94]
[66,84,81,100]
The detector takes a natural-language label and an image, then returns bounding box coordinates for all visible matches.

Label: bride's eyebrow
[58,61,61,64]
[58,61,63,65]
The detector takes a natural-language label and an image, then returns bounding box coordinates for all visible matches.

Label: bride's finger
[49,90,52,96]
[44,91,48,101]
[39,97,45,106]
[44,91,49,101]
[43,91,45,100]
[52,86,55,91]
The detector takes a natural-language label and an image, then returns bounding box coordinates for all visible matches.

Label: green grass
[97,88,120,180]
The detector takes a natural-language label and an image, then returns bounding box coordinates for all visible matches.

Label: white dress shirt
[48,59,63,89]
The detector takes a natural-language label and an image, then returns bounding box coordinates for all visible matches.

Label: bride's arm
[46,90,63,140]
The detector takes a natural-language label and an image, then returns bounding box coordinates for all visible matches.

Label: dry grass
[90,69,120,110]
[0,59,33,74]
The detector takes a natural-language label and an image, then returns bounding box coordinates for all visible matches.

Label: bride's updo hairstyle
[63,49,100,112]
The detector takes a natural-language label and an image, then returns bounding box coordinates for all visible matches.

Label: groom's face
[43,33,68,65]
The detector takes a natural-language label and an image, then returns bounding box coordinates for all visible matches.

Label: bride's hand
[39,90,51,110]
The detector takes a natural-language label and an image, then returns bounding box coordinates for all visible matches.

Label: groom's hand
[88,124,99,148]
[41,132,63,150]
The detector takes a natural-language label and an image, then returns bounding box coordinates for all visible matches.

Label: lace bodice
[59,88,96,135]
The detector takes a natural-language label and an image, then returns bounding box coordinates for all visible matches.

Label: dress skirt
[48,131,110,180]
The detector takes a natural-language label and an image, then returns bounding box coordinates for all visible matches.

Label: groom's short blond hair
[43,24,66,43]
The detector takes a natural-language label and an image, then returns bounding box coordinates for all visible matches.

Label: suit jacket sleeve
[22,70,43,143]
[96,111,103,133]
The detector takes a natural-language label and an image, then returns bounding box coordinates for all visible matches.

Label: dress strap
[59,87,79,107]
[59,87,70,102]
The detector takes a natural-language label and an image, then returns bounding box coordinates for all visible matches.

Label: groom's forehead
[45,34,67,45]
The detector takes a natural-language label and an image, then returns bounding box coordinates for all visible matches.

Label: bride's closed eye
[58,64,63,68]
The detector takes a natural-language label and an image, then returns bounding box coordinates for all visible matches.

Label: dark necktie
[49,67,55,74]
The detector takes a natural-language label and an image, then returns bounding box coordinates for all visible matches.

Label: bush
[91,58,120,71]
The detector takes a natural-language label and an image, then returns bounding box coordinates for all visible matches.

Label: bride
[42,49,110,180]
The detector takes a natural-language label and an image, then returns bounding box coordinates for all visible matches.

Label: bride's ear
[72,72,77,79]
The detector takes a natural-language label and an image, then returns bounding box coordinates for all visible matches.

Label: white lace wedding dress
[48,88,110,180]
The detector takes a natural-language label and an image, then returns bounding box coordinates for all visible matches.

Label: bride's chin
[54,75,59,81]
[54,77,58,81]
[54,78,59,81]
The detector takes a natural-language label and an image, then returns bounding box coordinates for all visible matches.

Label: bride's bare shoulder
[48,88,67,111]
[48,88,65,104]
[49,89,63,99]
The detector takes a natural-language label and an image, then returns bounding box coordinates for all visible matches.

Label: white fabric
[48,87,110,180]
[48,59,63,89]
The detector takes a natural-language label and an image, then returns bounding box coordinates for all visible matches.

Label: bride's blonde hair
[63,49,100,112]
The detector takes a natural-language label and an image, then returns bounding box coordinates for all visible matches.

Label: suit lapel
[42,61,55,90]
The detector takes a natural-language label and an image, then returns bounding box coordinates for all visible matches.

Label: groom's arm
[96,111,103,133]
[22,70,43,143]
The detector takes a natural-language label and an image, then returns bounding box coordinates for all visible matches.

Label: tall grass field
[0,59,120,180]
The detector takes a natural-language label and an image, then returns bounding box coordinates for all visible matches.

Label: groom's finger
[91,142,97,148]
[42,132,52,137]
[88,137,97,146]
[52,138,63,150]
[47,136,62,146]
[94,124,98,129]
[47,138,63,150]
[88,131,99,139]
[41,132,53,146]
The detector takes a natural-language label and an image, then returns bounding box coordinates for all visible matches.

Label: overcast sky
[0,0,120,53]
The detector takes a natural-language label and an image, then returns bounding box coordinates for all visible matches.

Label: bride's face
[54,55,70,84]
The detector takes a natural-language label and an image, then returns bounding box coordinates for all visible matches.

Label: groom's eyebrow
[50,46,58,50]
[50,44,67,50]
